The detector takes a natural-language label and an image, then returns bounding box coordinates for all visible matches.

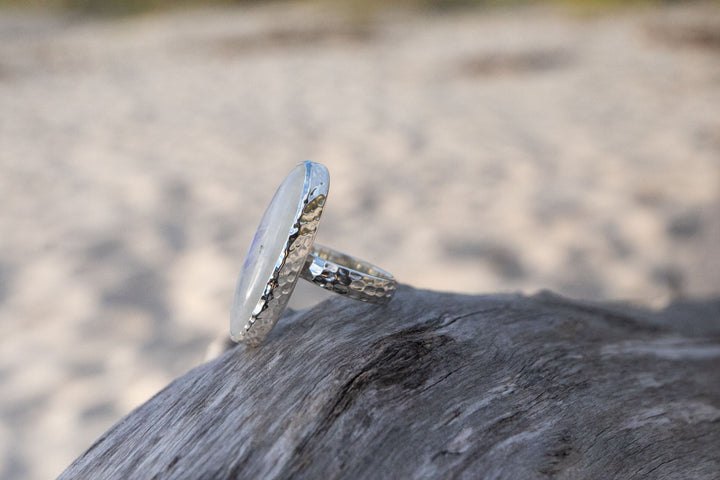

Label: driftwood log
[60,286,720,479]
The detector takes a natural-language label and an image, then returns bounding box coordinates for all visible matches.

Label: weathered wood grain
[59,286,720,479]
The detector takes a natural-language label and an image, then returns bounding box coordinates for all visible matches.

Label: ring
[230,161,397,346]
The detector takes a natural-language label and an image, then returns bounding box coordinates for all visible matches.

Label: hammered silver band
[301,245,396,304]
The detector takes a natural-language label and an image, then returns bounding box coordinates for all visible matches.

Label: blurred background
[0,0,719,478]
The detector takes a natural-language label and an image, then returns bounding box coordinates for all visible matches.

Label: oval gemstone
[230,164,306,340]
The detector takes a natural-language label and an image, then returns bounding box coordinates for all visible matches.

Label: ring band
[302,244,396,304]
[230,161,396,346]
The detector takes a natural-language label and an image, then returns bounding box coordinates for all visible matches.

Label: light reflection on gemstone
[230,164,307,339]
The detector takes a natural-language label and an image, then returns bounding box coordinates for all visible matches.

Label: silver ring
[230,161,396,346]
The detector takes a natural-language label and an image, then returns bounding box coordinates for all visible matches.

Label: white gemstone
[230,164,306,340]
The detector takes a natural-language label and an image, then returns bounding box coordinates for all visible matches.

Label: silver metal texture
[232,161,396,347]
[232,162,329,346]
[301,244,396,304]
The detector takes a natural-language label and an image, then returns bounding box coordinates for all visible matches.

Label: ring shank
[300,244,396,304]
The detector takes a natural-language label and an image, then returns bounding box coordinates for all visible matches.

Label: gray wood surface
[59,286,720,479]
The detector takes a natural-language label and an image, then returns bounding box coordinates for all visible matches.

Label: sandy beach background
[0,2,719,478]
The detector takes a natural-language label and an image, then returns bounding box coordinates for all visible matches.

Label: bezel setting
[230,161,329,346]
